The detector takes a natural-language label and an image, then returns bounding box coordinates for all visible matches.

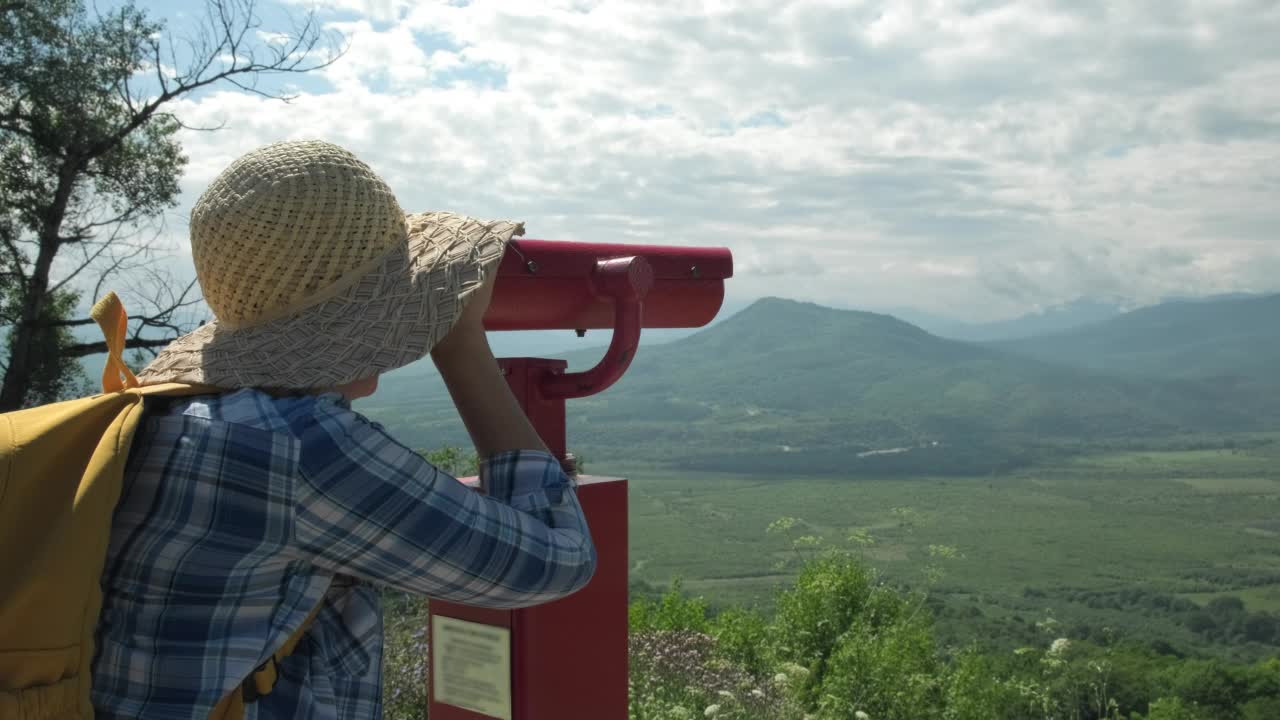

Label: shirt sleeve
[290,399,597,608]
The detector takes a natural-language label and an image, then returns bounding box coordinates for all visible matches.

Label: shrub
[1143,696,1212,720]
[629,578,711,634]
[381,591,430,720]
[709,606,772,678]
[628,629,798,720]
[771,552,876,700]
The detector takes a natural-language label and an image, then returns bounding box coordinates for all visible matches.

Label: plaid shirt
[91,388,595,719]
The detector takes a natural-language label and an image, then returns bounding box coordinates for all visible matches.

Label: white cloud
[150,0,1280,321]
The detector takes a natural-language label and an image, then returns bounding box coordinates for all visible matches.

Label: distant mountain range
[991,293,1280,382]
[884,299,1127,342]
[360,294,1280,475]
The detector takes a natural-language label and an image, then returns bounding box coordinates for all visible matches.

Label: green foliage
[1156,659,1249,719]
[771,553,875,693]
[815,606,942,719]
[942,649,1023,720]
[380,591,429,720]
[708,606,771,678]
[629,578,710,634]
[377,543,1280,720]
[2,287,92,405]
[0,0,185,406]
[1140,696,1212,720]
[0,0,331,409]
[612,450,1280,664]
[419,446,479,477]
[1241,697,1280,720]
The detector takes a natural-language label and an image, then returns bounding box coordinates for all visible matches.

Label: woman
[91,140,596,718]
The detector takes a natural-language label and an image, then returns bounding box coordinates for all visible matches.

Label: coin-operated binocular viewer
[426,239,734,719]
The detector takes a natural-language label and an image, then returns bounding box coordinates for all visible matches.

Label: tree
[0,0,341,410]
[1242,612,1277,645]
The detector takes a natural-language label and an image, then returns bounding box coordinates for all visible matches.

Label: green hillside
[992,293,1280,382]
[360,298,1276,475]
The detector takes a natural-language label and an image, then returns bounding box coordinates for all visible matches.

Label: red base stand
[426,476,628,719]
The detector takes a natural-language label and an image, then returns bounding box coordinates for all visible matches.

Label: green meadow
[619,442,1280,661]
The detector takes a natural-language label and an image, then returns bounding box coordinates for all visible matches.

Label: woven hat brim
[137,211,523,390]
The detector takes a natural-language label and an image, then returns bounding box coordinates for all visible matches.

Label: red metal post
[426,358,629,719]
[427,257,651,719]
[498,358,568,461]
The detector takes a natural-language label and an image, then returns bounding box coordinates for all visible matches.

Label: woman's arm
[430,273,548,460]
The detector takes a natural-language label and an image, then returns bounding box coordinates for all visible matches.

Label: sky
[131,0,1280,322]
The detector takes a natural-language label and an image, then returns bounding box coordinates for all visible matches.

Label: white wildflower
[855,712,871,720]
[717,690,735,700]
[780,661,809,678]
[1048,638,1072,656]
[751,688,765,699]
[773,672,789,685]
[704,704,721,717]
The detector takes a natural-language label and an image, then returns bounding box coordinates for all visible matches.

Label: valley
[356,292,1280,664]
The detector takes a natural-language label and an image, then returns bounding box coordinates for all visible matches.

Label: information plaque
[431,615,513,720]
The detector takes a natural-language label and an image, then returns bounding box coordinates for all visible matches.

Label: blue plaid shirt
[90,388,596,719]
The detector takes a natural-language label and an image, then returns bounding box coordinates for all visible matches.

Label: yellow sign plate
[431,615,513,720]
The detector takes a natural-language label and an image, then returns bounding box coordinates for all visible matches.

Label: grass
[617,444,1280,659]
[1182,586,1280,614]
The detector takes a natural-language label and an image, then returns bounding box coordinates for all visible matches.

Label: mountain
[884,299,1126,342]
[360,297,1277,475]
[990,293,1280,382]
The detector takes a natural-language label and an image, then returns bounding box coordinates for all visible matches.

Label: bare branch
[63,336,173,358]
[58,275,202,357]
[158,111,227,133]
[86,0,344,162]
[48,212,158,293]
[47,239,115,293]
[223,74,295,101]
[58,207,150,244]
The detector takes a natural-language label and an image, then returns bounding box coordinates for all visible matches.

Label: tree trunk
[0,161,79,412]
[0,272,53,412]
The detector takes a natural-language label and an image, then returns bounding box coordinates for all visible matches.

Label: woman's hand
[431,271,497,362]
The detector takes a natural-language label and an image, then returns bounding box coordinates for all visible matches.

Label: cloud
[146,0,1280,321]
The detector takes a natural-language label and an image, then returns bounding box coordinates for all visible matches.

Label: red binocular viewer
[483,239,734,331]
[480,238,734,399]
[429,239,733,720]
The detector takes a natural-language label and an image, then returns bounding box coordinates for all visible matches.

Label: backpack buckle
[242,655,280,703]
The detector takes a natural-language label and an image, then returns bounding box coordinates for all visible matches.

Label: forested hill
[991,293,1280,383]
[362,297,1279,474]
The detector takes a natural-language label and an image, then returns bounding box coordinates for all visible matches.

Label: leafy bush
[381,591,429,720]
[376,509,1280,720]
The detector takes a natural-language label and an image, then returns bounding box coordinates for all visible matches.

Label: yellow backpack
[0,293,322,720]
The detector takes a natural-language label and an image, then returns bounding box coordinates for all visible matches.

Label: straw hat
[138,140,523,390]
